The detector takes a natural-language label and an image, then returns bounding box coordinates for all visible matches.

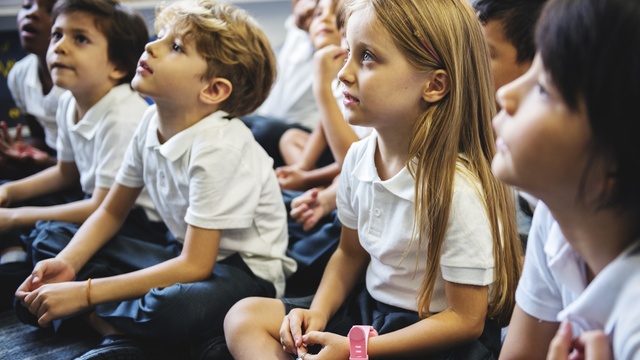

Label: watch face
[349,327,367,341]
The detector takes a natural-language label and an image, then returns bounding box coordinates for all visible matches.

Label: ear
[422,69,450,103]
[199,77,233,105]
[109,67,128,83]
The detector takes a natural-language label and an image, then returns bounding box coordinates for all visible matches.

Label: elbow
[463,315,487,342]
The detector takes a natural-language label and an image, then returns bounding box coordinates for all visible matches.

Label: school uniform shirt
[55,84,157,219]
[116,107,297,297]
[7,54,66,149]
[337,131,495,312]
[516,202,640,359]
[255,15,319,130]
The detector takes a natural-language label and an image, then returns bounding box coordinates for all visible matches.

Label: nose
[496,77,522,117]
[144,38,160,57]
[338,53,354,86]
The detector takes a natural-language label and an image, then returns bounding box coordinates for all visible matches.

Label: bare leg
[224,297,292,360]
[279,129,310,166]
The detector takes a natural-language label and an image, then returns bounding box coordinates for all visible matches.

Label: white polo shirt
[7,54,66,149]
[255,16,319,129]
[116,107,297,297]
[337,132,495,312]
[516,202,640,358]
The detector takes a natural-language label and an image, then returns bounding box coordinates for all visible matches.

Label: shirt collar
[145,109,230,162]
[557,241,640,334]
[351,132,415,202]
[70,84,135,140]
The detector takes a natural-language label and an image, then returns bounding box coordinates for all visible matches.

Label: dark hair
[537,0,640,212]
[52,0,148,84]
[474,0,547,64]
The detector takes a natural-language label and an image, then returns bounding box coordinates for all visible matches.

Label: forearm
[88,255,212,306]
[2,163,77,203]
[9,190,106,229]
[298,124,328,170]
[310,233,369,320]
[301,163,341,188]
[56,184,139,273]
[314,84,358,166]
[368,309,487,358]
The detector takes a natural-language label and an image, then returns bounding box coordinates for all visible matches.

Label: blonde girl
[224,0,521,359]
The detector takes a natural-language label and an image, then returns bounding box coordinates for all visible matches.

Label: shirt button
[374,208,381,216]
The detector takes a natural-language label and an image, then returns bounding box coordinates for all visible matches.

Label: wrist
[348,325,378,360]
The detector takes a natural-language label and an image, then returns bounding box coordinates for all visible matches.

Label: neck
[546,200,639,277]
[36,54,53,95]
[374,123,412,181]
[73,84,118,121]
[154,101,221,143]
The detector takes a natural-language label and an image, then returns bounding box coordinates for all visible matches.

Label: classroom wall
[0,0,290,127]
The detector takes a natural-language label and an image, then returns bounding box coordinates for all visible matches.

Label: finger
[0,121,8,141]
[279,316,297,354]
[576,331,611,360]
[302,215,319,232]
[288,311,305,348]
[15,275,35,298]
[547,320,573,360]
[14,123,23,142]
[290,203,309,220]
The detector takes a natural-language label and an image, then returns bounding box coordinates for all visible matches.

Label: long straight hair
[348,0,522,327]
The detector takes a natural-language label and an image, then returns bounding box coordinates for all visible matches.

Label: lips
[137,60,153,75]
[343,91,359,102]
[49,62,71,70]
[20,22,37,34]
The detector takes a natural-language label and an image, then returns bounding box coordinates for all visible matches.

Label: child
[276,0,365,192]
[0,0,151,310]
[2,0,65,179]
[278,0,368,297]
[241,0,325,168]
[16,0,296,358]
[224,0,522,359]
[493,0,640,358]
[474,0,548,251]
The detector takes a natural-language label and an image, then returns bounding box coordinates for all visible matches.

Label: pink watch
[348,325,378,359]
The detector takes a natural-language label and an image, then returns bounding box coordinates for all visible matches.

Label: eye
[50,31,62,40]
[172,42,184,52]
[76,35,89,44]
[362,51,373,62]
[536,82,549,98]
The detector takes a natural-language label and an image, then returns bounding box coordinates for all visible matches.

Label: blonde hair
[348,0,522,327]
[154,0,276,118]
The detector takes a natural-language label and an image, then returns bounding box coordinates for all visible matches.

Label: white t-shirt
[55,84,156,219]
[256,16,319,129]
[116,107,297,297]
[516,202,640,359]
[7,54,65,149]
[337,132,495,312]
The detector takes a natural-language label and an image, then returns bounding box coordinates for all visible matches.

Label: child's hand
[290,188,334,231]
[0,121,50,166]
[300,331,350,360]
[20,281,89,327]
[546,320,612,360]
[15,258,76,298]
[313,45,348,87]
[276,166,310,191]
[279,308,328,357]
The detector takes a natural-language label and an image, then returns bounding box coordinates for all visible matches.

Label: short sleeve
[515,203,565,322]
[337,144,358,230]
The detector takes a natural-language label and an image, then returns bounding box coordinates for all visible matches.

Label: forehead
[53,11,105,35]
[345,8,382,44]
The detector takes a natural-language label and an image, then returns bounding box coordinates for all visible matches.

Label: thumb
[547,320,573,360]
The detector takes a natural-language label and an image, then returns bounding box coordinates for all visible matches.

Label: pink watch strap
[348,325,378,360]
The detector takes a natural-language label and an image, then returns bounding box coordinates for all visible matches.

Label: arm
[277,161,341,191]
[0,162,111,232]
[21,183,220,326]
[0,161,78,205]
[313,45,358,166]
[280,226,369,355]
[500,305,560,360]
